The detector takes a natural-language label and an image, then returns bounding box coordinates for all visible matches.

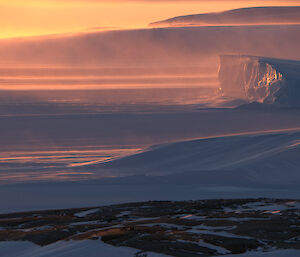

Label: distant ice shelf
[150,6,300,27]
[218,55,300,107]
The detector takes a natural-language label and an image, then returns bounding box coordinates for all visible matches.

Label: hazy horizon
[1,1,300,39]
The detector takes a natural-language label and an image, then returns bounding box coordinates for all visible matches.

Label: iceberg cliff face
[219,55,300,106]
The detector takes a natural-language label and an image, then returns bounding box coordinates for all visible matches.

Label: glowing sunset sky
[1,0,300,39]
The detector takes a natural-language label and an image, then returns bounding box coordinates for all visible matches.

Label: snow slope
[150,6,300,27]
[2,109,300,212]
[1,129,300,213]
[97,130,300,188]
[0,240,170,257]
[219,55,300,106]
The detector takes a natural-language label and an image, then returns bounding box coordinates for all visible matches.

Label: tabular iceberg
[218,55,300,107]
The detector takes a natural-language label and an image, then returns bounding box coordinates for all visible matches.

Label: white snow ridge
[98,130,300,189]
[219,55,300,107]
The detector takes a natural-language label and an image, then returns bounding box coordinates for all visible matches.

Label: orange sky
[1,0,300,38]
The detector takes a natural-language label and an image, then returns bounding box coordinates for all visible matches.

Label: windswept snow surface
[97,130,300,188]
[1,129,300,212]
[219,55,300,106]
[150,6,300,27]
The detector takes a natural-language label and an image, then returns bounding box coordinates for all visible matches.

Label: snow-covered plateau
[150,6,300,27]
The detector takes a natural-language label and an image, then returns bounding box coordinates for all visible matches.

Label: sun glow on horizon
[1,0,300,39]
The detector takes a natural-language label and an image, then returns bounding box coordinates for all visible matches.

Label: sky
[1,0,300,39]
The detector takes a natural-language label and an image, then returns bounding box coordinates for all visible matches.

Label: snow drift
[1,130,300,213]
[150,6,300,27]
[218,55,300,107]
[96,130,300,188]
